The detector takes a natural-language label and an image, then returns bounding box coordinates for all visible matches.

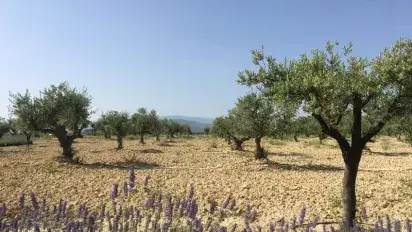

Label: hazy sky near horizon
[1,1,411,120]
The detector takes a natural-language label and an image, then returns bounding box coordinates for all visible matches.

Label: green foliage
[148,110,163,140]
[104,111,129,150]
[9,90,44,143]
[204,127,210,135]
[0,118,10,138]
[229,93,274,139]
[40,82,93,135]
[7,118,19,135]
[0,137,33,147]
[93,115,112,139]
[163,119,181,138]
[238,38,412,227]
[238,39,412,146]
[131,108,152,143]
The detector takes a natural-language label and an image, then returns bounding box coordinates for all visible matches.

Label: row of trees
[7,82,192,157]
[92,109,191,150]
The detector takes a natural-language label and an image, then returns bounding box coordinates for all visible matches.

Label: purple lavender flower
[113,215,119,231]
[100,204,106,220]
[230,223,237,232]
[192,218,203,232]
[299,205,306,225]
[279,217,285,227]
[144,176,150,188]
[222,195,230,209]
[41,196,46,209]
[111,183,119,199]
[34,223,40,232]
[386,215,392,232]
[88,216,95,231]
[0,203,5,218]
[394,219,401,232]
[291,216,297,229]
[361,206,368,221]
[162,222,170,232]
[30,192,39,210]
[18,192,25,210]
[209,199,218,215]
[188,199,198,219]
[311,216,319,228]
[129,166,135,191]
[269,223,276,232]
[146,194,155,208]
[229,199,236,210]
[217,227,228,232]
[119,205,123,217]
[125,221,129,232]
[406,218,411,232]
[284,223,289,232]
[378,216,383,229]
[123,182,128,199]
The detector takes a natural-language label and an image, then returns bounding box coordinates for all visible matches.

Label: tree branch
[361,93,376,108]
[312,113,350,151]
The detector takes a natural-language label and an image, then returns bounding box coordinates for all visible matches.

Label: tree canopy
[104,111,129,150]
[238,38,412,228]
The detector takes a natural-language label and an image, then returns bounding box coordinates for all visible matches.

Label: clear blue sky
[0,1,411,120]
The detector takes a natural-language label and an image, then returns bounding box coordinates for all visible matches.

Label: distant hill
[160,116,213,133]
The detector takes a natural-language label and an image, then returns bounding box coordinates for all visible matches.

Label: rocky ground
[0,135,411,226]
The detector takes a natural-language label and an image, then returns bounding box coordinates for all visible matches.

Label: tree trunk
[254,137,265,159]
[342,148,362,230]
[293,134,299,142]
[55,126,75,159]
[26,133,32,146]
[140,133,145,144]
[156,134,160,141]
[117,135,123,150]
[227,136,232,145]
[233,138,244,151]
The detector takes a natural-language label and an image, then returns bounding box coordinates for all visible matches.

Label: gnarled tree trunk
[293,134,299,142]
[254,137,266,159]
[23,131,32,146]
[233,138,244,150]
[156,134,160,141]
[139,133,145,144]
[55,126,75,159]
[117,134,123,150]
[232,137,249,151]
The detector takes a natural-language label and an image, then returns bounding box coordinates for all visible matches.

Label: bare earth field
[0,136,411,227]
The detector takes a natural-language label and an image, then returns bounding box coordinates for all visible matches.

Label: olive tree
[94,115,112,139]
[7,118,19,135]
[230,93,275,159]
[105,111,129,150]
[164,119,180,139]
[131,108,152,144]
[238,39,412,228]
[204,127,210,135]
[149,110,163,141]
[212,115,250,150]
[0,118,10,139]
[9,90,43,145]
[212,116,232,144]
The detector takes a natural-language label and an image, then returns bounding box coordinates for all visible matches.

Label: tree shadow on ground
[265,160,344,172]
[267,152,313,159]
[130,149,163,154]
[369,151,410,156]
[56,157,161,170]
